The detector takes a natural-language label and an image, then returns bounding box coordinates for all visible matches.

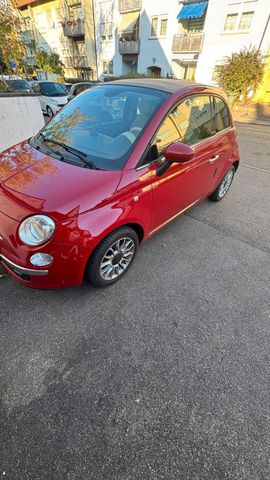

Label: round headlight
[19,215,55,246]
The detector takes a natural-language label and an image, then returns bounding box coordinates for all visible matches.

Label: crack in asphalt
[185,212,270,256]
[240,164,270,174]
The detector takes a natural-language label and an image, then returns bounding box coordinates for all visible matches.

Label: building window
[103,61,108,74]
[102,61,113,75]
[160,17,167,36]
[224,13,238,31]
[239,11,254,30]
[150,17,158,37]
[100,22,113,41]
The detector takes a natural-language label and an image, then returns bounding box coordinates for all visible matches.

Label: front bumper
[0,254,48,277]
[0,209,92,289]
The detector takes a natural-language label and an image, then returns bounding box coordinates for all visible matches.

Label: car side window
[76,85,86,95]
[153,116,180,157]
[172,95,214,146]
[33,83,41,93]
[214,96,230,132]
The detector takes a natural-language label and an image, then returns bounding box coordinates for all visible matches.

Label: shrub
[218,47,265,103]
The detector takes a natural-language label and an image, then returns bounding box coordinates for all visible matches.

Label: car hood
[0,141,122,222]
[47,95,68,105]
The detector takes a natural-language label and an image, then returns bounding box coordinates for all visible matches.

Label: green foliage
[218,47,265,103]
[35,48,64,76]
[0,0,26,74]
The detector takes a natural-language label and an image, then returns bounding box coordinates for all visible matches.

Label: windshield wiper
[34,134,65,160]
[40,135,98,169]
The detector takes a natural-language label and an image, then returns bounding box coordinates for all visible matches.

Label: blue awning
[177,2,208,20]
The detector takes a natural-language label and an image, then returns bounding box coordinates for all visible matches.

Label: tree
[218,47,265,103]
[0,0,26,74]
[35,48,64,76]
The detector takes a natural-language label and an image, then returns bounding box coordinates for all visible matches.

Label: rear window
[214,96,230,132]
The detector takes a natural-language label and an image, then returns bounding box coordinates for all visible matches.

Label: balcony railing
[63,19,85,37]
[118,0,141,12]
[119,39,140,54]
[64,55,88,68]
[20,29,35,45]
[24,55,36,66]
[172,33,204,53]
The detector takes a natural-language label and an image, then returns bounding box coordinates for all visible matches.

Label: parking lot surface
[0,123,270,479]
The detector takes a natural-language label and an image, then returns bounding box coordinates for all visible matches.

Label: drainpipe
[258,13,270,51]
[91,0,98,80]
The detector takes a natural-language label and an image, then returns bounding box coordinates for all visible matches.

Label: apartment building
[196,0,270,84]
[93,0,209,79]
[16,0,97,79]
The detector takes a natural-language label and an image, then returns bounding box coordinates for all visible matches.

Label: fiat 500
[0,79,240,289]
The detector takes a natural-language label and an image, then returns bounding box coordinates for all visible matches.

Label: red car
[0,79,240,289]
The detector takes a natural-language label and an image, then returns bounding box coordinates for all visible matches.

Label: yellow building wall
[19,0,97,80]
[254,51,270,103]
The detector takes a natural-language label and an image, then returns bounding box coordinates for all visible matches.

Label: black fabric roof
[105,78,210,94]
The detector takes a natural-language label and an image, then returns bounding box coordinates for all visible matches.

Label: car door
[33,83,46,111]
[150,95,219,232]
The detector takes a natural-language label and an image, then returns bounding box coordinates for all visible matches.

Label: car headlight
[19,215,55,246]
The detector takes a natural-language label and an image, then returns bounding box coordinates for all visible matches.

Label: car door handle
[208,155,220,164]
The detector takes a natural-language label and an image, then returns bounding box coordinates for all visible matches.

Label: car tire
[85,227,139,287]
[46,106,54,117]
[208,166,236,202]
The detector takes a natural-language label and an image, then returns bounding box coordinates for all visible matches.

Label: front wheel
[85,227,139,287]
[208,166,235,202]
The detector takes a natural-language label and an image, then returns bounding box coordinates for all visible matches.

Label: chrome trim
[149,198,200,236]
[0,254,49,276]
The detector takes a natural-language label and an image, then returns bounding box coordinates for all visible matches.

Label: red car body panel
[0,82,240,288]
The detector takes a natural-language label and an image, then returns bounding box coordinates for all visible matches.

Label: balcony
[119,39,140,54]
[63,19,85,38]
[118,0,141,13]
[20,29,35,45]
[64,55,89,68]
[172,33,204,53]
[24,55,36,66]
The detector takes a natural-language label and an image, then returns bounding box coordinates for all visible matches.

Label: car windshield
[39,84,169,170]
[40,82,68,96]
[6,79,30,91]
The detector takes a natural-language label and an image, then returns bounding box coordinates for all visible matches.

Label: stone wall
[232,102,270,125]
[0,93,44,153]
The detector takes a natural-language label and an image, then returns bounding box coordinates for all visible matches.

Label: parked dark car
[1,78,30,92]
[0,79,240,289]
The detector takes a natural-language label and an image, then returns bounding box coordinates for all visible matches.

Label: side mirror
[156,142,194,176]
[164,142,194,163]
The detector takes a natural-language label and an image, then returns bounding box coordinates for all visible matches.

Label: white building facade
[196,0,270,84]
[94,0,209,79]
[94,0,270,84]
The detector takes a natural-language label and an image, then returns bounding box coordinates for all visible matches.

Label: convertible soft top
[106,78,211,94]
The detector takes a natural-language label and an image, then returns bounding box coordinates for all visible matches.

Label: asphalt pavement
[0,123,270,479]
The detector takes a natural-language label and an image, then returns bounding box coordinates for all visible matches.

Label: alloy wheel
[99,237,135,280]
